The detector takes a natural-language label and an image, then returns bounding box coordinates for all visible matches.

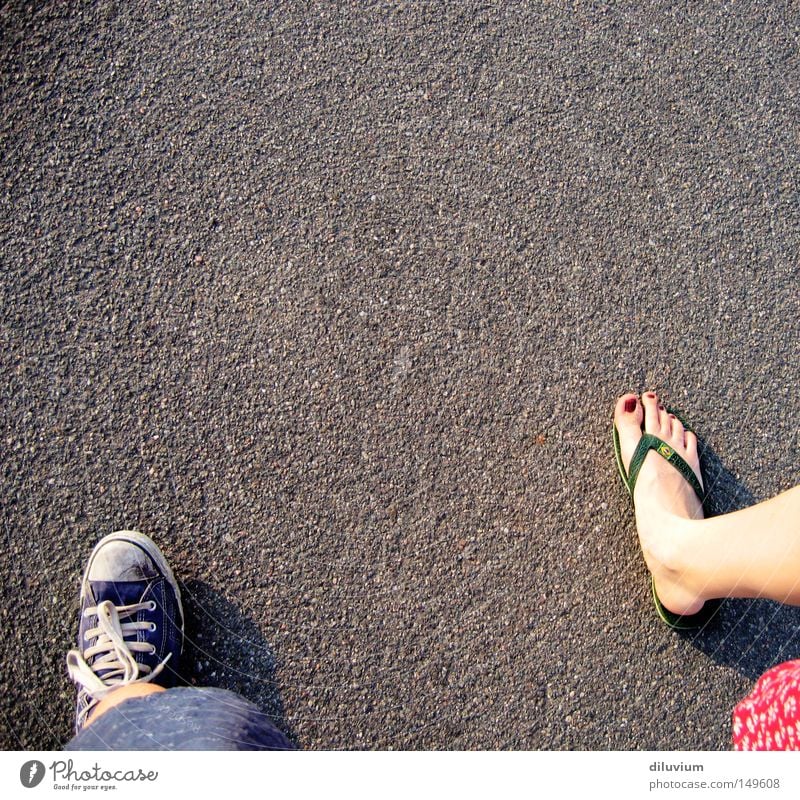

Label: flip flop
[613,403,721,631]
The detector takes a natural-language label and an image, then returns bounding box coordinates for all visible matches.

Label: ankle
[636,507,696,578]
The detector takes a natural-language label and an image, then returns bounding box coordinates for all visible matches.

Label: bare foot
[614,391,707,616]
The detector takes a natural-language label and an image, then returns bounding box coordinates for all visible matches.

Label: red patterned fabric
[733,660,800,750]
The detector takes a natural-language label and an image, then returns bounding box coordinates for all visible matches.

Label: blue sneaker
[66,531,184,731]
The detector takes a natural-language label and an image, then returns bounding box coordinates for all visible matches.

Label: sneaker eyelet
[149,645,157,655]
[148,622,157,632]
[148,602,157,611]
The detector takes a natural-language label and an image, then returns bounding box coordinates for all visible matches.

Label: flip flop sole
[652,580,721,631]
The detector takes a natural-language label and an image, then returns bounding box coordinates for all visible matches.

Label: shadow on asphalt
[683,440,800,681]
[179,580,297,745]
[698,436,757,519]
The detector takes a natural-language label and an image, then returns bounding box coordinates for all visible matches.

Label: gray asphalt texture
[2,0,799,751]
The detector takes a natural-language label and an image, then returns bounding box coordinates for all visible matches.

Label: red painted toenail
[624,398,637,413]
[646,392,656,399]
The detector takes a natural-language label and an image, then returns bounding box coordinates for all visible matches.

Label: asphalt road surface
[2,0,799,750]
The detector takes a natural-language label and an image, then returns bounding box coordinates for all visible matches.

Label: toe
[641,392,664,435]
[684,431,704,490]
[668,413,686,447]
[614,393,643,476]
[615,393,642,427]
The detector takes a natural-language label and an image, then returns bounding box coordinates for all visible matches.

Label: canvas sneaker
[66,531,184,731]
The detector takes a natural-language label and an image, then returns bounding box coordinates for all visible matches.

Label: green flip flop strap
[626,433,705,503]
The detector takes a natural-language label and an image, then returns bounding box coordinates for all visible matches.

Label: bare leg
[677,485,800,605]
[615,392,800,614]
[84,684,165,727]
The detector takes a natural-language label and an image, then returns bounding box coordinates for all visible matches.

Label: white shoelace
[66,599,171,729]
